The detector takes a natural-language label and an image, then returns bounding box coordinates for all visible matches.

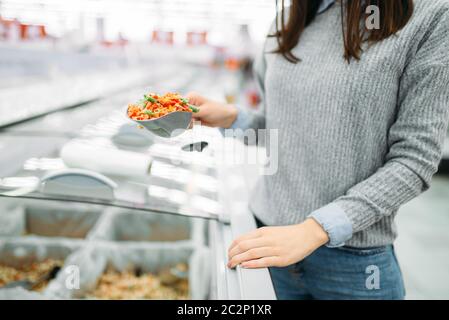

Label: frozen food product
[84,263,189,300]
[127,93,199,121]
[0,259,63,291]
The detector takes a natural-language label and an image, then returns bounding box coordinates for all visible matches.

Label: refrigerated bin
[0,237,80,299]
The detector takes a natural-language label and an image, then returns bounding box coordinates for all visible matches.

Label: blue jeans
[255,218,406,300]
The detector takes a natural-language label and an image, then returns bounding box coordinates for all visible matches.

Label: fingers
[228,228,264,255]
[185,91,207,106]
[228,237,268,260]
[190,113,214,127]
[241,257,285,269]
[192,108,205,119]
[226,226,291,269]
[227,247,277,269]
[186,92,207,120]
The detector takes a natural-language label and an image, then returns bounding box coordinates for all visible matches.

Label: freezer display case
[0,107,276,300]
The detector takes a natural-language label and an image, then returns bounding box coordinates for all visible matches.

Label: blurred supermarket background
[0,0,448,300]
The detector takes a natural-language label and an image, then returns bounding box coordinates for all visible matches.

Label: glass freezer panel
[0,123,222,221]
[0,122,217,299]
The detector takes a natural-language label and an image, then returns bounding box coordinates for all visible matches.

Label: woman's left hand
[227,218,329,269]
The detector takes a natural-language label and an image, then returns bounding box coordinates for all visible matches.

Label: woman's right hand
[186,92,238,128]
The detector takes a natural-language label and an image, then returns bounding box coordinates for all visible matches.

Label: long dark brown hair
[271,0,414,62]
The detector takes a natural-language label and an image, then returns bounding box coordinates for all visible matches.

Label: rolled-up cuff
[308,203,353,248]
[219,106,251,135]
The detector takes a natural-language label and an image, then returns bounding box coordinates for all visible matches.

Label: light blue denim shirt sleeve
[228,106,252,129]
[308,203,353,247]
[218,106,252,135]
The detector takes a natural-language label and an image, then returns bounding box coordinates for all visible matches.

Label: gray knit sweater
[240,0,449,247]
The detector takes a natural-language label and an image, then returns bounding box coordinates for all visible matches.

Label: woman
[188,0,449,299]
